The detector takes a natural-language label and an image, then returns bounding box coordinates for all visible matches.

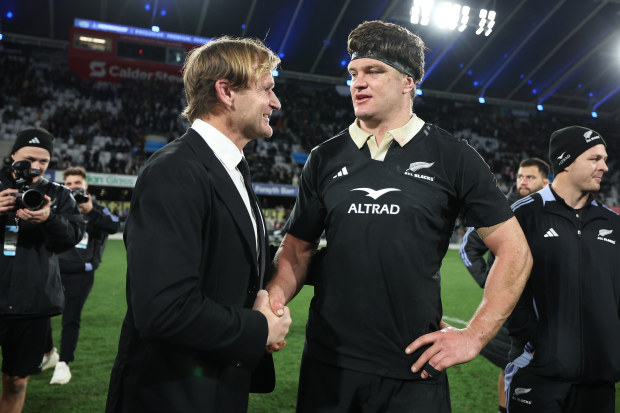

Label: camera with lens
[70,187,89,204]
[11,160,45,211]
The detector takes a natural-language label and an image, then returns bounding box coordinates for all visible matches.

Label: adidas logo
[332,166,348,179]
[29,137,41,144]
[544,228,559,238]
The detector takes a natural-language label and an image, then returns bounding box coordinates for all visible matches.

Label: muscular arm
[266,233,317,313]
[406,217,532,377]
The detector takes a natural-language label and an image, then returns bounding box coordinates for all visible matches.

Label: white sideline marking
[442,316,468,326]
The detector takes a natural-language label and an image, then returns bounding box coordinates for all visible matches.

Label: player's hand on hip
[405,325,481,379]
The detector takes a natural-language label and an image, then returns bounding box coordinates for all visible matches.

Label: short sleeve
[286,150,326,243]
[458,142,513,229]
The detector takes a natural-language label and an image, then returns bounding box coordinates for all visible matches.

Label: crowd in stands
[1,43,619,207]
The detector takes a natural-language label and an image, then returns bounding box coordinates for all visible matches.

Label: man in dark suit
[106,36,291,413]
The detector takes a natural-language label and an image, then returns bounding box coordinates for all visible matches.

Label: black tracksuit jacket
[0,169,84,317]
[58,200,119,273]
[508,185,620,383]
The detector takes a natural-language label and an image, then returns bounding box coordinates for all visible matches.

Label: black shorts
[505,367,615,413]
[0,317,50,377]
[297,355,451,413]
[479,325,511,369]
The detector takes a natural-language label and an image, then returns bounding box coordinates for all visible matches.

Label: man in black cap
[460,157,550,413]
[506,126,620,412]
[0,128,84,413]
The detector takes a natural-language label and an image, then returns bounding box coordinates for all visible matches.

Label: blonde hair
[182,36,280,123]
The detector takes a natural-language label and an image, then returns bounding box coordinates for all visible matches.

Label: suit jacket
[106,128,274,413]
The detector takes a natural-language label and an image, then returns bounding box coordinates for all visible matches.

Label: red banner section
[70,58,183,83]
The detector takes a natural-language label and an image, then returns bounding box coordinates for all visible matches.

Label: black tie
[237,158,266,288]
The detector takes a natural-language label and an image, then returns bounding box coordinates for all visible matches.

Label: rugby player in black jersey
[267,20,532,412]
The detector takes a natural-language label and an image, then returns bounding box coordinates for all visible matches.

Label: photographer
[44,167,119,385]
[0,128,84,413]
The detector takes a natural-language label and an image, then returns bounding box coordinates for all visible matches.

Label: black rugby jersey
[288,123,513,379]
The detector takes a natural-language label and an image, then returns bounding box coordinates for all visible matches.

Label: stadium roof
[2,0,620,117]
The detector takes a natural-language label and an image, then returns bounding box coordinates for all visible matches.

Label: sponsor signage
[52,171,138,188]
[253,184,298,198]
[53,171,300,196]
[74,18,211,46]
[71,59,183,83]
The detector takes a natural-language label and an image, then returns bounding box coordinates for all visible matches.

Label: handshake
[252,290,292,354]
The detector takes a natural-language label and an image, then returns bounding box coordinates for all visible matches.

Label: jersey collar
[348,113,425,149]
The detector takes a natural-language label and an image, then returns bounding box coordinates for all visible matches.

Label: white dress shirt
[191,119,260,251]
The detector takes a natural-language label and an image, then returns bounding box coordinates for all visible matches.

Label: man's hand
[253,290,291,351]
[77,194,93,214]
[0,188,18,215]
[268,286,287,318]
[16,195,51,224]
[405,321,483,379]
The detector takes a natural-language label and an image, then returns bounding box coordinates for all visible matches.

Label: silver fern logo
[405,161,435,181]
[406,161,435,173]
[597,229,615,244]
[584,130,601,143]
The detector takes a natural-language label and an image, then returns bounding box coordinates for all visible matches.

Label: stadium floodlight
[591,111,598,118]
[476,8,496,36]
[458,6,470,31]
[410,0,433,25]
[410,1,496,35]
[434,2,462,31]
[485,10,496,36]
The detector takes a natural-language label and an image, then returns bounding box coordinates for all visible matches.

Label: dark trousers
[297,355,451,413]
[46,270,95,363]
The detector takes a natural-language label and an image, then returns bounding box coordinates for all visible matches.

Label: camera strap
[3,212,19,257]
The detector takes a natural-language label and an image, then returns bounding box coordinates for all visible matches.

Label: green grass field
[4,240,619,412]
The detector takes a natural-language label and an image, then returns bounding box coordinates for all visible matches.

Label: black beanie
[11,128,55,157]
[549,126,606,175]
